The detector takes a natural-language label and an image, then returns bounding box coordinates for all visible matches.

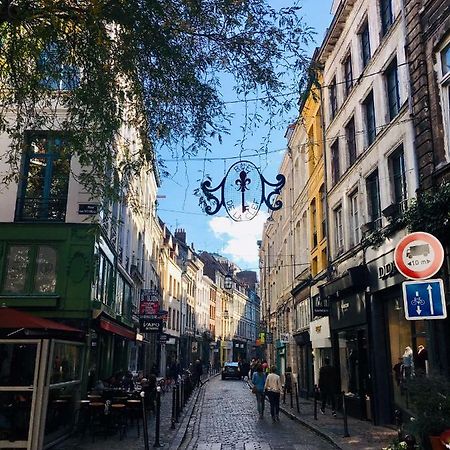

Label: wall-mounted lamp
[224,274,233,290]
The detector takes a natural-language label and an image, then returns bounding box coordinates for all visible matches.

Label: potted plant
[405,376,450,450]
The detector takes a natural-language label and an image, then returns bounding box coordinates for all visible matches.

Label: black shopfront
[293,330,313,398]
[321,266,372,421]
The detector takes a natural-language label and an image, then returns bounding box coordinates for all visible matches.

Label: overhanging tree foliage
[0,0,313,203]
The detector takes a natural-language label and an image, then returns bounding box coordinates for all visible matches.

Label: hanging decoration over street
[198,160,286,222]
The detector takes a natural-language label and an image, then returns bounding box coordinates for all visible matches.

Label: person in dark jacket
[318,357,338,416]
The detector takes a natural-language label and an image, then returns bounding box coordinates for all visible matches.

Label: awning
[0,307,82,333]
[99,317,136,340]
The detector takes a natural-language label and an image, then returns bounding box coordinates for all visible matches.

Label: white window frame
[437,40,450,160]
[349,191,360,247]
[334,206,344,255]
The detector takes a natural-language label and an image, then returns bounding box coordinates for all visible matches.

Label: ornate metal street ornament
[199,160,286,222]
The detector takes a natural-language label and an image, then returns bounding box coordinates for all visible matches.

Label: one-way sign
[402,279,447,320]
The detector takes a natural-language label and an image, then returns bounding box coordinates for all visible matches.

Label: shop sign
[139,289,160,317]
[378,261,397,279]
[394,232,444,280]
[192,342,198,352]
[279,333,290,344]
[265,332,273,344]
[402,278,447,320]
[313,295,330,316]
[158,334,168,343]
[139,318,162,333]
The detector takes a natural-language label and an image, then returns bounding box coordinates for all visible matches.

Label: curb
[279,405,342,450]
[245,380,342,450]
[169,373,220,450]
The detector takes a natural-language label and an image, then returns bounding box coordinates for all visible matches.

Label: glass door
[0,340,42,449]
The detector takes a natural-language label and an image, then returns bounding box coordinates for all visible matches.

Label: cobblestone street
[179,376,336,450]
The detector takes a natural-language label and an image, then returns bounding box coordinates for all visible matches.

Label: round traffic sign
[394,232,444,280]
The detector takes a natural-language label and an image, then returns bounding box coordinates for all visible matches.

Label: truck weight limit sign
[394,232,444,280]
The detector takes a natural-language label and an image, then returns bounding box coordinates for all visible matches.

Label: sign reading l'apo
[402,279,447,320]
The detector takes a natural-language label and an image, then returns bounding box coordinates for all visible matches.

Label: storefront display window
[387,298,427,409]
[50,342,82,384]
[0,343,37,386]
[338,329,367,395]
[44,384,79,445]
[0,391,33,441]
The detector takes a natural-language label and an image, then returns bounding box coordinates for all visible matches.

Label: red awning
[0,308,82,333]
[99,317,136,340]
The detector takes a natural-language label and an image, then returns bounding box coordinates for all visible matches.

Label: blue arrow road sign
[402,279,447,320]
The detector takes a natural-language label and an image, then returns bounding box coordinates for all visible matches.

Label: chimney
[175,228,186,243]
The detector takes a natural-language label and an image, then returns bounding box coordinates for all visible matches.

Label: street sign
[402,279,447,320]
[394,232,444,280]
[139,318,162,332]
[158,333,168,343]
[265,332,273,344]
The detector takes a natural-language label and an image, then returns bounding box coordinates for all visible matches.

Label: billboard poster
[139,289,160,316]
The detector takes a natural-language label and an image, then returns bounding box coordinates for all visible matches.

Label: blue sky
[157,0,333,271]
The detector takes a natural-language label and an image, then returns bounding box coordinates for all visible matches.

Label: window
[360,21,371,69]
[94,251,114,306]
[320,185,326,239]
[363,91,376,147]
[366,170,382,229]
[311,199,317,248]
[16,133,70,222]
[2,244,57,294]
[38,42,79,91]
[346,117,357,167]
[439,43,450,155]
[331,139,340,185]
[390,147,407,211]
[344,54,353,98]
[386,58,400,120]
[380,0,393,37]
[334,206,344,254]
[349,191,360,247]
[329,77,338,120]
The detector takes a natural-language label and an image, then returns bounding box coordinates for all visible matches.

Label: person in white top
[264,365,282,422]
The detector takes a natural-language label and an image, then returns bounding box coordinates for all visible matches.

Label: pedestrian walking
[318,357,339,416]
[194,359,203,387]
[264,365,282,423]
[251,364,266,419]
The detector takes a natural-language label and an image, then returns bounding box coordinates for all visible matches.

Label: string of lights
[220,62,410,105]
[158,111,433,164]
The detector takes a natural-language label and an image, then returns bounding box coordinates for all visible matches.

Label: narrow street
[180,376,336,450]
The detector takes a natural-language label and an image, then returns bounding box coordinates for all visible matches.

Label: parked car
[221,362,241,380]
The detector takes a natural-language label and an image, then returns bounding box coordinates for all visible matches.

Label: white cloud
[208,211,268,267]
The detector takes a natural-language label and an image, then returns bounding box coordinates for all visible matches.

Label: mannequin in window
[402,346,414,379]
[415,345,428,376]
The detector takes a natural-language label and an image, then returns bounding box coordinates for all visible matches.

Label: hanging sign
[199,160,286,222]
[394,232,444,280]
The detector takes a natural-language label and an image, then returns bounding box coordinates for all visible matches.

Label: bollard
[140,391,150,450]
[290,387,293,408]
[171,385,176,429]
[294,382,300,413]
[175,383,180,422]
[394,409,403,440]
[180,380,184,411]
[342,391,350,437]
[283,385,286,404]
[153,387,162,447]
[313,386,318,420]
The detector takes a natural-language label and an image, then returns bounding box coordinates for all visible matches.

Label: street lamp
[224,273,233,290]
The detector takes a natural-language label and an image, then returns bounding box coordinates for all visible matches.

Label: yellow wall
[302,76,327,276]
